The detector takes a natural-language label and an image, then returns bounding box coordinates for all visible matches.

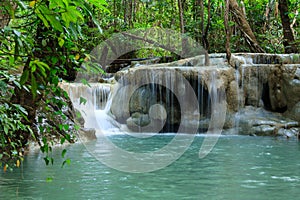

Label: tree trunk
[113,0,117,28]
[178,0,185,34]
[225,0,231,62]
[200,0,204,46]
[194,0,201,43]
[128,0,133,28]
[202,0,211,51]
[177,0,189,56]
[229,0,265,53]
[278,0,298,53]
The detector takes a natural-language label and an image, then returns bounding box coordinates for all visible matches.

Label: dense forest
[0,0,299,170]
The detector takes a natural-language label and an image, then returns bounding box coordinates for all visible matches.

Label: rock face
[108,53,300,136]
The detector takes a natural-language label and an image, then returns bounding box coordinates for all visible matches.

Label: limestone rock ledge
[108,53,300,137]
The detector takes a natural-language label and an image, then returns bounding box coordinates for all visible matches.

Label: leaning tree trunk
[229,0,265,53]
[278,0,298,53]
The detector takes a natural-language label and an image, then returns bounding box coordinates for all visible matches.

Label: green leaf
[31,75,37,98]
[16,0,27,10]
[61,158,71,168]
[13,104,28,115]
[20,70,29,85]
[51,57,59,65]
[46,177,53,183]
[58,124,63,131]
[31,64,36,73]
[44,157,50,165]
[74,124,80,131]
[58,37,65,47]
[36,60,50,70]
[80,78,90,87]
[36,11,49,28]
[52,76,59,86]
[42,39,47,47]
[47,15,63,32]
[66,158,71,165]
[81,2,105,33]
[4,126,8,134]
[88,0,108,11]
[79,97,87,105]
[62,0,70,8]
[63,124,69,131]
[61,149,67,158]
[60,137,66,144]
[13,80,21,89]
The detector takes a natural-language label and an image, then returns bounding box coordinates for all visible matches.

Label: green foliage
[0,0,108,169]
[0,70,33,166]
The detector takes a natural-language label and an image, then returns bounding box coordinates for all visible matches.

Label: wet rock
[226,81,240,112]
[276,128,299,138]
[285,102,300,122]
[110,53,300,135]
[127,112,167,132]
[126,112,151,132]
[79,128,96,142]
[74,108,85,127]
[252,125,275,136]
[282,66,300,111]
[234,106,299,136]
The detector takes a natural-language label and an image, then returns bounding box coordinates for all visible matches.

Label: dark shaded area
[262,82,272,110]
[129,83,181,133]
[261,82,287,113]
[188,77,211,132]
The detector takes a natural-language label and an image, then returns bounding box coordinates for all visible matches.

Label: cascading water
[60,53,299,137]
[60,82,117,131]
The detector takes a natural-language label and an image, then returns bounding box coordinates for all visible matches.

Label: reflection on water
[1,135,300,200]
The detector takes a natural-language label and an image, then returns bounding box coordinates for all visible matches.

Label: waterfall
[59,53,299,137]
[110,66,228,134]
[60,82,117,131]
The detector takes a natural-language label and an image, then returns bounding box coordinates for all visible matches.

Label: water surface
[1,135,300,200]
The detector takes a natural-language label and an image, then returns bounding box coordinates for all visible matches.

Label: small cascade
[60,83,117,131]
[59,53,300,137]
[110,64,231,133]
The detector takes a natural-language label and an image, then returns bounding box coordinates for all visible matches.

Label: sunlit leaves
[62,6,84,27]
[29,1,36,8]
[16,159,20,167]
[32,0,108,35]
[46,177,53,182]
[61,158,71,167]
